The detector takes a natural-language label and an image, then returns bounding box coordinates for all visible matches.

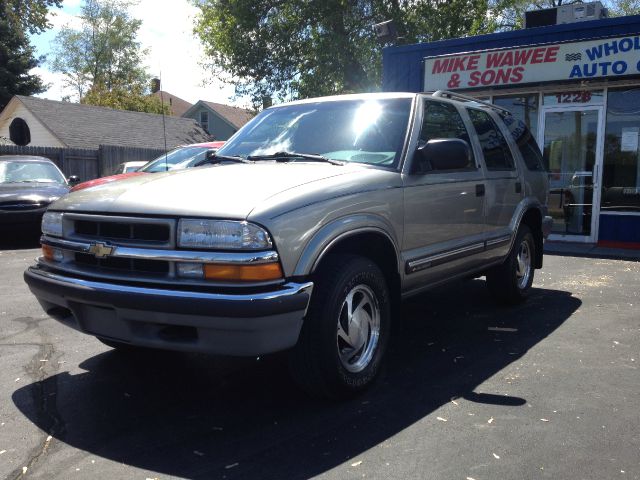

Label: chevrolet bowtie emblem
[88,242,114,258]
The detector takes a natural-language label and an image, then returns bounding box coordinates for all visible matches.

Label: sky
[29,0,247,108]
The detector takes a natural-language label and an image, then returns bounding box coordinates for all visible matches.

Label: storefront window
[543,90,604,106]
[493,94,539,140]
[602,88,640,212]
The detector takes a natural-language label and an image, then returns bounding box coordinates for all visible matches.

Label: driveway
[1,235,638,480]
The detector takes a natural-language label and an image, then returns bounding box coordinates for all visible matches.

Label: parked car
[112,161,147,174]
[70,141,225,192]
[24,92,551,398]
[0,155,76,230]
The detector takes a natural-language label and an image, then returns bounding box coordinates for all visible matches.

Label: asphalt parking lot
[0,233,638,480]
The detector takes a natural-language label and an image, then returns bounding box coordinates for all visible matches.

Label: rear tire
[487,224,535,305]
[289,254,391,399]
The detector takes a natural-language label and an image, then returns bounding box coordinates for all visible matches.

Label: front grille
[73,219,170,243]
[0,200,47,211]
[65,213,174,248]
[75,252,170,275]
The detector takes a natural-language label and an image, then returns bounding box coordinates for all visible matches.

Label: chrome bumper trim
[28,266,313,304]
[41,235,279,264]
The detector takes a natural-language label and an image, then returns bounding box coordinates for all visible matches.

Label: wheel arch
[293,215,401,306]
[519,207,544,269]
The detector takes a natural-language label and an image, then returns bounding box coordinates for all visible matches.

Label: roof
[197,101,255,129]
[13,96,211,150]
[0,155,55,163]
[151,91,192,117]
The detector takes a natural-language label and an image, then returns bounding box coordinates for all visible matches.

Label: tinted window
[498,113,545,171]
[467,109,515,171]
[493,94,539,140]
[419,100,474,170]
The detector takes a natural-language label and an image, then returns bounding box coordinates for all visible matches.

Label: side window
[498,113,546,171]
[467,108,515,171]
[419,101,475,171]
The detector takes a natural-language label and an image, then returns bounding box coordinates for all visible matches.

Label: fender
[292,213,401,278]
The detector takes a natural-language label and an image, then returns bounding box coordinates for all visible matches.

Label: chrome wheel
[336,284,381,373]
[516,239,532,290]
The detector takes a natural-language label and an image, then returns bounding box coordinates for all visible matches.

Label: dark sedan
[0,156,73,230]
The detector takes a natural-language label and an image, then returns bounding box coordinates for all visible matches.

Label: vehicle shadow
[0,227,41,250]
[12,279,580,479]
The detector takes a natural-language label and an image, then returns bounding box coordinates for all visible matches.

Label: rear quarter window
[499,113,546,172]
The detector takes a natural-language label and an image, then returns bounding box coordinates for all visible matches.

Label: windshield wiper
[194,154,251,167]
[247,151,344,166]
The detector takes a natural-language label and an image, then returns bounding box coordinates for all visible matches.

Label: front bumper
[24,266,313,356]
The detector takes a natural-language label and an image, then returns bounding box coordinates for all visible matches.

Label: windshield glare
[140,146,209,173]
[0,161,66,184]
[217,98,413,168]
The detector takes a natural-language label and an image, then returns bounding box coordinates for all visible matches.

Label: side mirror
[67,175,80,185]
[412,138,472,174]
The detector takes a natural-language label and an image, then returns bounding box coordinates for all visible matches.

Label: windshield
[217,98,413,168]
[0,161,66,184]
[139,146,210,173]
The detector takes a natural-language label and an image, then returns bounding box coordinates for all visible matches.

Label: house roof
[151,91,192,117]
[197,101,255,129]
[14,96,211,150]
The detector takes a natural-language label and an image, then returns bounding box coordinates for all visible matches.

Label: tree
[0,0,62,110]
[51,0,154,110]
[193,0,500,105]
[82,84,169,113]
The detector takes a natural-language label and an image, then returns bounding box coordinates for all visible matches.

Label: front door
[539,106,604,243]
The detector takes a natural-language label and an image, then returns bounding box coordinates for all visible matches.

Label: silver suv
[24,91,552,398]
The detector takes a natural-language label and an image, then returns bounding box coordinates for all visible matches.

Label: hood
[0,182,70,203]
[51,162,367,218]
[70,172,146,192]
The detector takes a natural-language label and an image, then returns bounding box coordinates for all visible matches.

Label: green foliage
[193,0,500,105]
[609,0,640,16]
[82,84,170,114]
[2,0,63,34]
[0,1,57,109]
[51,0,151,108]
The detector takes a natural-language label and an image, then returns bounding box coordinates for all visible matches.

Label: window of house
[602,88,640,212]
[417,100,475,172]
[200,111,209,133]
[467,108,515,171]
[493,94,539,140]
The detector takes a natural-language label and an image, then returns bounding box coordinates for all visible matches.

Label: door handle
[476,184,485,197]
[515,182,522,193]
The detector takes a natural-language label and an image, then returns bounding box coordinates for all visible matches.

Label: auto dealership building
[383,11,640,248]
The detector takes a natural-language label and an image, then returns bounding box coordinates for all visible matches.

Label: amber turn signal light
[42,244,54,261]
[204,262,283,282]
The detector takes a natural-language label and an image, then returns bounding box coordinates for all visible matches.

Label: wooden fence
[0,144,165,181]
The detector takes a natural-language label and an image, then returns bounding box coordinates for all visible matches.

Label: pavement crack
[7,337,66,480]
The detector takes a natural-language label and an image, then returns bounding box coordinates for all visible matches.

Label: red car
[70,141,225,192]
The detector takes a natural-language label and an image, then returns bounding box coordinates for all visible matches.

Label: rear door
[465,107,523,260]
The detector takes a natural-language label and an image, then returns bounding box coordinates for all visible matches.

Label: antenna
[159,71,169,171]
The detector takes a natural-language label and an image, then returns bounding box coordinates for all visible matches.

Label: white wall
[0,99,65,147]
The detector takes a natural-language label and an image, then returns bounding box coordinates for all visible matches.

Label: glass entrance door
[540,106,604,243]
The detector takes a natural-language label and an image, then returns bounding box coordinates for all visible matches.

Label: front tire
[289,254,391,399]
[487,224,535,305]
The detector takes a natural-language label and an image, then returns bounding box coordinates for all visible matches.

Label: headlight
[178,219,273,250]
[42,212,63,237]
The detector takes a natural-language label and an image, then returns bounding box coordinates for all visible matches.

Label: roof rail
[431,90,512,115]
